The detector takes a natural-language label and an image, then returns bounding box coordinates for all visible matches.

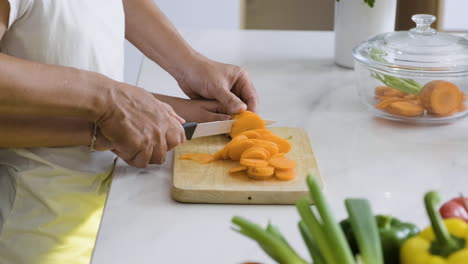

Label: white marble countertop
[91,30,468,264]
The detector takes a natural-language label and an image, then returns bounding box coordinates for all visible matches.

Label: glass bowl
[353,14,468,124]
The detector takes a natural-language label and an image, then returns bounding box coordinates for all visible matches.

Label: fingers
[163,102,185,124]
[203,112,232,122]
[233,69,258,113]
[216,88,247,114]
[150,136,167,164]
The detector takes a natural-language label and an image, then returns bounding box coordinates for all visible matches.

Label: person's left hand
[175,55,258,115]
[153,94,231,123]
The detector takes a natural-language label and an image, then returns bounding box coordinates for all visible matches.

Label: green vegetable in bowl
[341,215,419,264]
[369,48,423,95]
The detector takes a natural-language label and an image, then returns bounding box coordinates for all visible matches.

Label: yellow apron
[0,147,115,264]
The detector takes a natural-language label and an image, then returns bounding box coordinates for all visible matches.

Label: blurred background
[125,0,468,84]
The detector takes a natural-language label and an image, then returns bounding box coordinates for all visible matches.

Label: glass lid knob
[410,14,437,36]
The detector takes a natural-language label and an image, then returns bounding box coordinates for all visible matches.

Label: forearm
[0,116,92,148]
[0,53,112,120]
[122,0,198,79]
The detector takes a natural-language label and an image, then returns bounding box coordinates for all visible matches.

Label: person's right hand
[95,82,186,168]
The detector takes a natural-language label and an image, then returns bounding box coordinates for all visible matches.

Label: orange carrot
[384,101,425,117]
[180,153,215,164]
[230,111,266,138]
[229,166,247,173]
[263,135,292,153]
[229,140,256,161]
[241,147,270,160]
[275,168,295,181]
[375,86,394,96]
[269,157,297,169]
[240,158,269,168]
[420,80,463,115]
[247,166,275,180]
[375,98,405,109]
[271,153,286,158]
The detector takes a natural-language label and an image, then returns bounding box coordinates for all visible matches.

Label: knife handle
[182,122,198,140]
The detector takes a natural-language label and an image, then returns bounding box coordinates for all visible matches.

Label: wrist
[81,71,117,122]
[168,50,206,82]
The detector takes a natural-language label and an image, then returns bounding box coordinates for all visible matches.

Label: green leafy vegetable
[298,221,326,264]
[231,216,308,264]
[369,48,423,94]
[345,199,384,264]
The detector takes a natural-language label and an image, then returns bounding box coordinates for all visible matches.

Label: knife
[182,119,276,140]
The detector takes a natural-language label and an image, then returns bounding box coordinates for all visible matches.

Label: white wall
[124,1,241,84]
[439,0,468,32]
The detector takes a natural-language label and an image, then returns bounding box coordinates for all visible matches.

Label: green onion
[298,220,326,264]
[305,174,356,264]
[231,216,308,264]
[369,48,423,94]
[345,199,384,264]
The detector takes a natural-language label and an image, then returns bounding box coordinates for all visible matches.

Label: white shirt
[0,1,125,263]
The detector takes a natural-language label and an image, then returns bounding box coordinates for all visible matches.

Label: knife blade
[182,119,276,140]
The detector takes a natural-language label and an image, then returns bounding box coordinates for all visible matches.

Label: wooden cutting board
[172,127,322,204]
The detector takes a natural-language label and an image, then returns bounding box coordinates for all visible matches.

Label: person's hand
[175,55,258,115]
[154,94,231,123]
[95,82,186,168]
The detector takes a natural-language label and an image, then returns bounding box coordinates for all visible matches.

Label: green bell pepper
[341,215,419,264]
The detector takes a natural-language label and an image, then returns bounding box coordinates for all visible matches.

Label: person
[0,0,258,263]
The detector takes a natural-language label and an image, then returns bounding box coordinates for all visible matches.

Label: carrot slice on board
[237,130,262,139]
[241,147,270,160]
[275,168,296,181]
[230,111,266,138]
[269,157,297,169]
[263,135,292,153]
[251,139,279,156]
[229,166,247,173]
[229,139,256,161]
[180,153,215,164]
[247,166,275,180]
[240,158,269,168]
[271,153,286,158]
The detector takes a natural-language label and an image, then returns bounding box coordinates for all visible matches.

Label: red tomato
[439,197,468,222]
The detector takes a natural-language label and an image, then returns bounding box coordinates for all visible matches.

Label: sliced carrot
[241,147,270,160]
[420,80,463,115]
[375,86,394,96]
[180,153,215,164]
[240,158,269,168]
[247,166,275,180]
[229,139,256,161]
[263,135,292,153]
[250,139,279,156]
[229,166,247,173]
[269,157,297,169]
[375,98,404,109]
[403,94,419,100]
[275,168,296,181]
[377,96,402,101]
[383,89,407,97]
[237,130,262,139]
[230,111,266,138]
[220,135,248,159]
[385,101,425,117]
[271,153,286,158]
